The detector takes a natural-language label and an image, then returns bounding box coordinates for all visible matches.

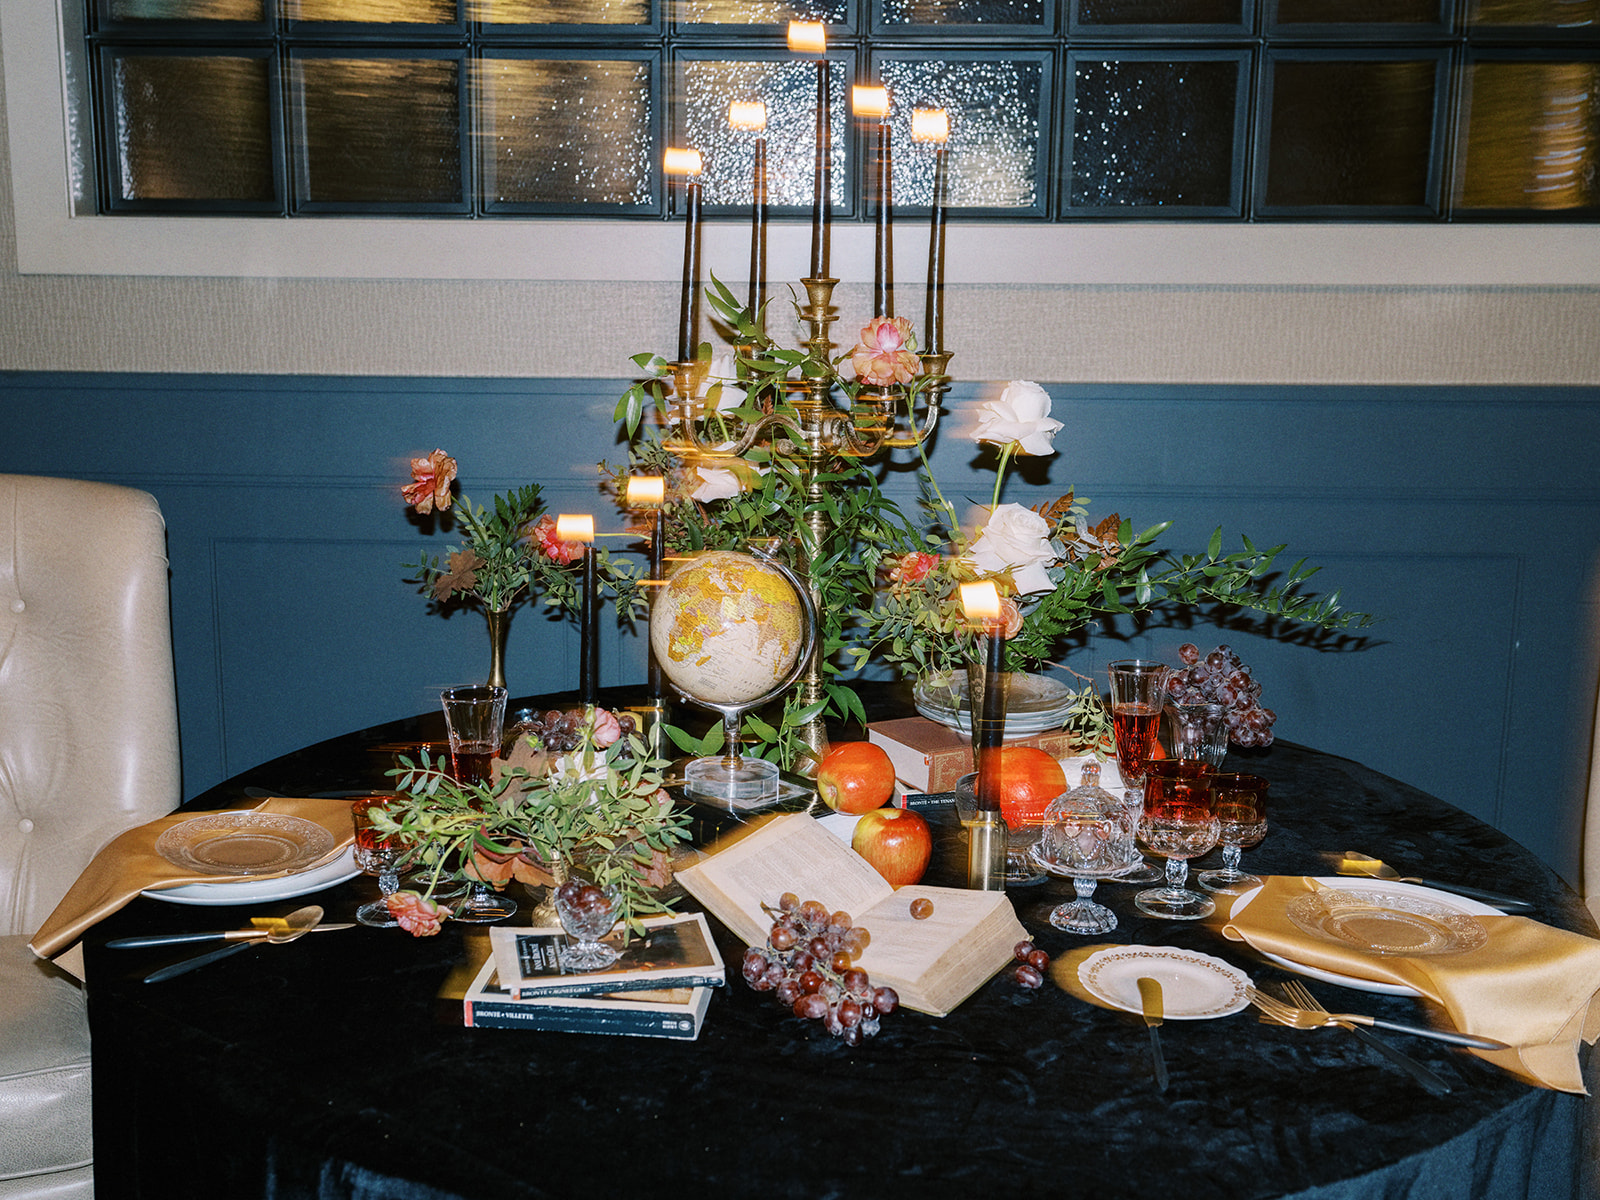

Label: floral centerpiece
[609,281,1372,766]
[373,705,690,937]
[400,449,644,687]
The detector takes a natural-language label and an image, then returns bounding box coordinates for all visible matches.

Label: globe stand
[652,549,819,807]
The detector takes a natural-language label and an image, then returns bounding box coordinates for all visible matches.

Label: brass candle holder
[662,276,950,770]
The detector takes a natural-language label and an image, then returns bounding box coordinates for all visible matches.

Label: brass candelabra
[664,275,953,769]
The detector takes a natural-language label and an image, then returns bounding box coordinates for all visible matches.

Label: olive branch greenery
[377,720,692,936]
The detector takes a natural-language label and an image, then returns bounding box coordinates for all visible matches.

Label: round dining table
[82,686,1597,1200]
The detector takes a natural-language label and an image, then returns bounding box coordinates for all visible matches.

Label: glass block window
[83,0,1600,220]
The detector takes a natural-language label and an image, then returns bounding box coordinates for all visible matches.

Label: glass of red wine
[439,685,517,923]
[351,795,402,928]
[1196,772,1269,894]
[440,685,507,785]
[1135,759,1220,919]
[1106,659,1172,884]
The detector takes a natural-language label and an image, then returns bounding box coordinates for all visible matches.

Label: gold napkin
[1217,875,1600,1094]
[28,796,357,963]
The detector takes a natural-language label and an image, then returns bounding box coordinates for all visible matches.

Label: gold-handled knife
[1330,852,1534,912]
[1137,977,1169,1094]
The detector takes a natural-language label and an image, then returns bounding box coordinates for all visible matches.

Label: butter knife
[1137,977,1169,1094]
[109,923,355,948]
[1330,853,1535,913]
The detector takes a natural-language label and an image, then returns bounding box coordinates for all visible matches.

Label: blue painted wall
[4,372,1597,886]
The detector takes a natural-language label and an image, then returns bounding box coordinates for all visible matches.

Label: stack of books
[458,911,726,1040]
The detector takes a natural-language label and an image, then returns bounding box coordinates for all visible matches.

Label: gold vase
[485,607,509,691]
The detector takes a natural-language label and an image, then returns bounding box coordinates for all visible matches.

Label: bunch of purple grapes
[740,893,899,1045]
[1169,643,1277,748]
[512,708,637,755]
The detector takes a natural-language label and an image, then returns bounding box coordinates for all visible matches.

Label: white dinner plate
[1227,876,1502,997]
[1078,945,1251,1019]
[141,845,360,906]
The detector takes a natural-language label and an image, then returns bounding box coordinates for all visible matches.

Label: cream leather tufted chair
[0,476,181,1200]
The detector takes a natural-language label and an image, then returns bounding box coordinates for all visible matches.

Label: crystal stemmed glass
[1197,773,1269,894]
[1135,760,1220,919]
[440,685,518,923]
[554,876,622,971]
[351,796,401,928]
[1107,661,1173,885]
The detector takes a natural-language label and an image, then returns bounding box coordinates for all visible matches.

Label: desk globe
[649,549,816,803]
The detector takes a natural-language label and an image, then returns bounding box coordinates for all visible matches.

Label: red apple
[817,742,897,814]
[851,806,932,887]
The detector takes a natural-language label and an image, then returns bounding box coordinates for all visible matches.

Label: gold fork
[1247,984,1507,1050]
[1276,980,1456,1095]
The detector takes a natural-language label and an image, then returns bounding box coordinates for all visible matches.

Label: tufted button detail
[18,818,34,833]
[9,599,22,613]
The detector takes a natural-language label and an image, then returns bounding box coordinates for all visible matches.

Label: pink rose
[531,515,585,565]
[998,597,1024,640]
[890,551,939,586]
[386,890,452,936]
[850,317,921,387]
[403,449,457,514]
[590,707,623,748]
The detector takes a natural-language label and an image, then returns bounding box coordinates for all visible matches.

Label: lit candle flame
[960,580,1002,623]
[626,475,666,507]
[787,20,826,54]
[555,514,595,543]
[729,100,767,132]
[663,147,703,176]
[911,107,950,143]
[853,85,889,120]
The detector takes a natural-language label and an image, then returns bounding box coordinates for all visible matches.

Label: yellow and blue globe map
[649,551,806,707]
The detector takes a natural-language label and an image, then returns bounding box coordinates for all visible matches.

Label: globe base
[685,754,781,803]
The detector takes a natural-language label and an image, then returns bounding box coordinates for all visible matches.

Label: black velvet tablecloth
[84,692,1598,1200]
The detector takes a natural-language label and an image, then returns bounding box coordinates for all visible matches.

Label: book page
[676,814,893,946]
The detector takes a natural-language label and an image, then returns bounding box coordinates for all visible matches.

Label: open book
[676,812,1026,1017]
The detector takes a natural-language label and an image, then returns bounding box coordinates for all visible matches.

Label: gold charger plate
[1286,887,1489,957]
[154,812,336,877]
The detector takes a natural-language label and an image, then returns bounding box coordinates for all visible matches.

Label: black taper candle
[810,59,831,280]
[677,175,702,363]
[579,538,598,705]
[873,117,893,319]
[749,136,767,324]
[925,144,947,354]
[975,620,1006,812]
[648,510,667,703]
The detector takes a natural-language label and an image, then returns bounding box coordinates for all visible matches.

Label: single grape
[1014,940,1036,963]
[1178,642,1200,665]
[1013,963,1044,988]
[830,951,853,974]
[778,892,800,913]
[794,993,828,1020]
[873,986,899,1014]
[1026,948,1050,971]
[909,897,934,920]
[842,968,870,996]
[768,925,797,952]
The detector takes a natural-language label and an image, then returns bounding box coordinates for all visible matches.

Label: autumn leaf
[432,548,484,601]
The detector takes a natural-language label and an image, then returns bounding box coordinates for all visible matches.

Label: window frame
[6,0,1600,284]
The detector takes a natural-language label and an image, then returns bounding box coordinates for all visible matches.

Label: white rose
[690,442,765,503]
[691,465,742,502]
[972,380,1063,456]
[965,503,1057,596]
[698,351,747,413]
